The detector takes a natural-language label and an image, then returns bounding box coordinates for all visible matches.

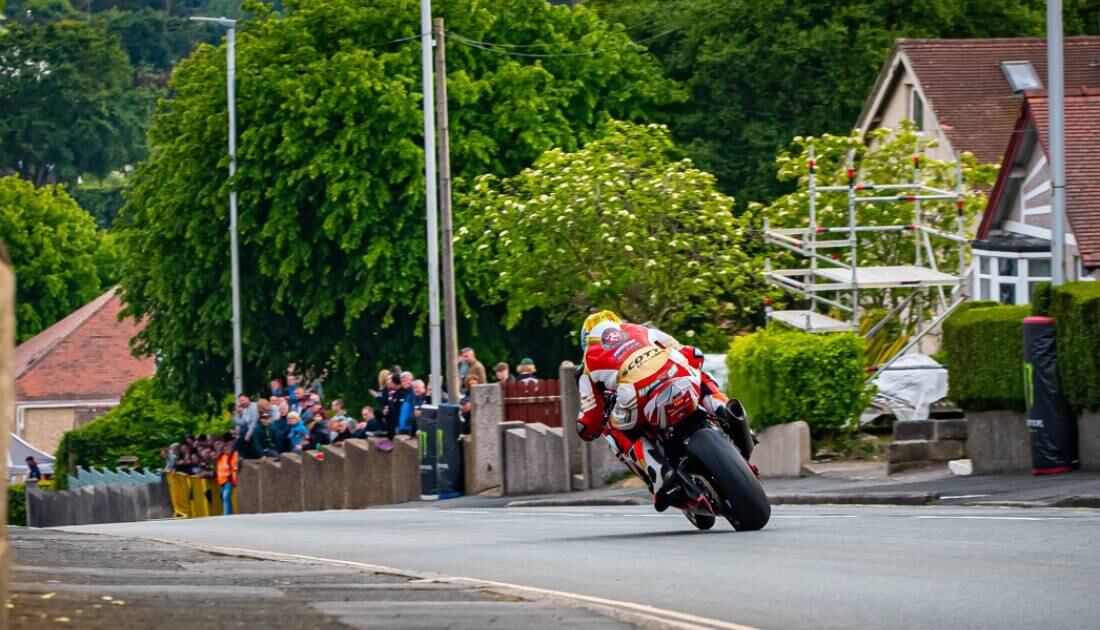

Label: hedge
[942,303,1030,411]
[727,327,873,434]
[1049,281,1100,411]
[54,378,230,488]
[8,483,26,527]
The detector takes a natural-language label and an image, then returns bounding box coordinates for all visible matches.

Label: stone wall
[1078,412,1100,472]
[967,410,1031,474]
[24,481,173,527]
[236,437,421,514]
[1,248,13,626]
[752,421,811,478]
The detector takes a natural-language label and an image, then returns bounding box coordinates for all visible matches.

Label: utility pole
[191,16,243,398]
[420,0,443,405]
[1048,0,1067,284]
[434,18,461,403]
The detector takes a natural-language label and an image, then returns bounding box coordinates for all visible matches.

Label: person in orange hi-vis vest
[215,436,239,516]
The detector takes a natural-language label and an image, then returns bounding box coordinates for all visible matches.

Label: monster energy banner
[436,404,464,499]
[1023,316,1077,474]
[418,406,439,499]
[418,404,465,499]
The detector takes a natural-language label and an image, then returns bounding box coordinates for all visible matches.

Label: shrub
[727,327,873,434]
[1050,281,1100,411]
[54,377,230,487]
[8,483,26,527]
[1031,281,1053,316]
[943,304,1030,411]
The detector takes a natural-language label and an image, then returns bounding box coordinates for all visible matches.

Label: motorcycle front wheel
[686,427,770,531]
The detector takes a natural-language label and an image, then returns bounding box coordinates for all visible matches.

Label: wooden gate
[501,379,561,427]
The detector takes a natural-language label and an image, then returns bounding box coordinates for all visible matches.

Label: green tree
[0,175,116,342]
[118,0,679,409]
[0,19,153,185]
[589,0,1100,207]
[755,124,998,315]
[92,8,216,72]
[459,121,760,350]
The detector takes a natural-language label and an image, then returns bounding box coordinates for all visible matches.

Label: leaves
[118,0,678,409]
[458,120,762,348]
[0,176,114,342]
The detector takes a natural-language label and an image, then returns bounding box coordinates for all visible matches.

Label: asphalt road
[62,503,1100,630]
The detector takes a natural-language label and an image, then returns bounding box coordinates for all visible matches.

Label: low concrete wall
[1079,411,1100,472]
[753,421,811,478]
[967,410,1031,474]
[467,384,503,494]
[24,480,173,528]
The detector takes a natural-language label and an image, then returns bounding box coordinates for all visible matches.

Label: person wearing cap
[516,357,539,382]
[493,362,515,383]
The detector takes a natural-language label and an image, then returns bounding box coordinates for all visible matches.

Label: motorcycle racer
[576,310,755,509]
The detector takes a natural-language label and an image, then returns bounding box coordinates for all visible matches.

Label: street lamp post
[191,16,243,397]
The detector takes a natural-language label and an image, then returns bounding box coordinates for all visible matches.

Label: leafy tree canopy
[0,175,118,342]
[119,0,680,409]
[0,18,153,185]
[589,0,1100,207]
[459,121,760,351]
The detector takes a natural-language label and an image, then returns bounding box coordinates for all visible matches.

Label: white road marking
[940,494,991,500]
[160,539,760,630]
[915,515,1065,521]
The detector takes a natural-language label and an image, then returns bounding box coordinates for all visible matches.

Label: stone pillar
[502,423,528,496]
[559,363,583,490]
[366,438,395,506]
[344,439,374,509]
[968,410,1031,474]
[1078,412,1100,472]
[468,383,504,494]
[259,458,288,514]
[300,451,324,511]
[279,453,305,512]
[752,421,811,478]
[147,481,174,520]
[524,423,559,495]
[392,437,420,504]
[0,248,13,623]
[586,438,622,489]
[237,459,262,514]
[321,446,348,510]
[91,485,111,524]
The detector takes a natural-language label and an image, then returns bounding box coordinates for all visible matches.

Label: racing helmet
[579,310,622,353]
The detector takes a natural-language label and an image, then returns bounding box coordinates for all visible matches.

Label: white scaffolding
[762,144,971,372]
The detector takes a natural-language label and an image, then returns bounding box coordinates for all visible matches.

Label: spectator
[290,386,307,413]
[271,404,290,453]
[162,443,179,475]
[371,369,391,398]
[253,411,280,458]
[331,399,350,423]
[215,439,238,516]
[458,347,487,392]
[381,373,408,439]
[459,394,473,434]
[516,357,539,382]
[269,378,286,398]
[25,456,41,481]
[398,379,428,436]
[493,362,515,383]
[233,394,259,455]
[465,373,483,392]
[308,406,330,449]
[399,371,414,391]
[286,411,310,452]
[328,417,354,444]
[355,406,385,438]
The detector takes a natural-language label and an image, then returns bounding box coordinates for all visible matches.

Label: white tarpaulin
[8,433,55,478]
[872,354,948,422]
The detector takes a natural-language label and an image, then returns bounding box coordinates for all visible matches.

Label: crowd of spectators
[161,350,540,512]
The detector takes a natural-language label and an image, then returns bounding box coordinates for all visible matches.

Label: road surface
[63,504,1100,629]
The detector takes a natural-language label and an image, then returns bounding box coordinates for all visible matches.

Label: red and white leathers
[576,321,729,497]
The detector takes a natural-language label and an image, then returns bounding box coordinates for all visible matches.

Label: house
[857,37,1100,164]
[973,89,1100,304]
[14,289,155,455]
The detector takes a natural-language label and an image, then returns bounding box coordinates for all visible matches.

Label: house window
[973,251,1051,305]
[910,90,925,132]
[1001,61,1043,93]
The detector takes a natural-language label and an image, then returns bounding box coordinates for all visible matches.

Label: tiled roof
[15,288,155,402]
[978,90,1100,267]
[867,37,1100,163]
[1028,91,1100,267]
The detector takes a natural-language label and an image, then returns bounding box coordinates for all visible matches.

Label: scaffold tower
[762,143,971,373]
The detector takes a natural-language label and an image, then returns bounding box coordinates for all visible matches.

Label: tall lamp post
[191,16,243,397]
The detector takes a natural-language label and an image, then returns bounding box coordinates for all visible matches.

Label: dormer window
[1002,61,1043,93]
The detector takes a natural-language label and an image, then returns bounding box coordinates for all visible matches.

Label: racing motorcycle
[600,392,771,531]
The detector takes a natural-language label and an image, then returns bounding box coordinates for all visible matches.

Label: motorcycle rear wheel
[686,427,770,531]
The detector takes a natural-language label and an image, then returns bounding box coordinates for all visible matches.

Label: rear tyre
[687,427,770,531]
